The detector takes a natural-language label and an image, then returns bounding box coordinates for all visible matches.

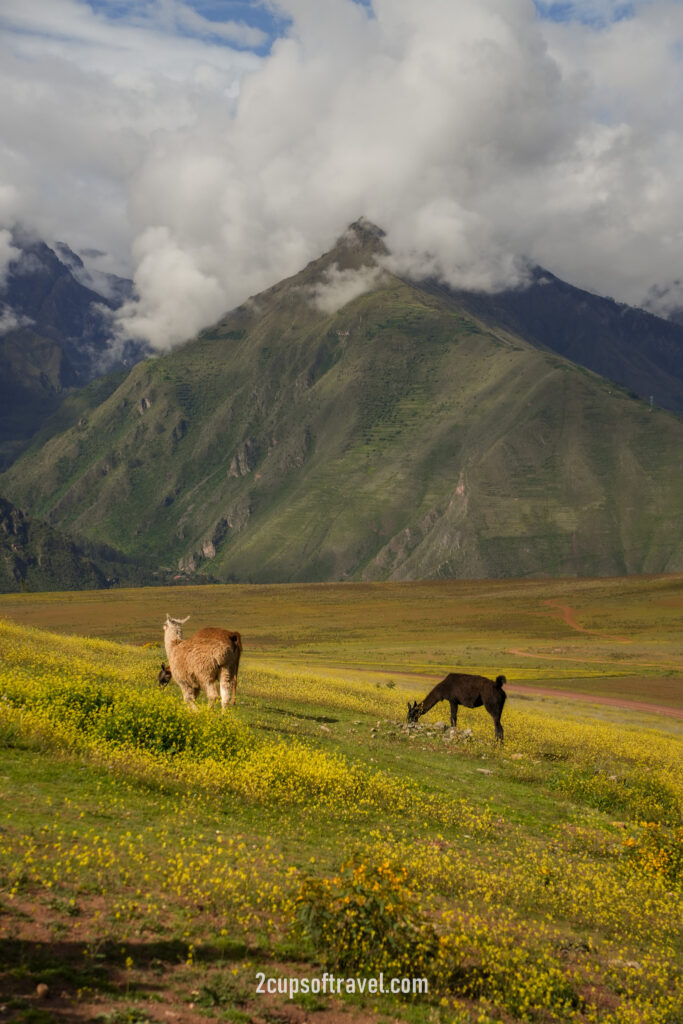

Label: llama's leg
[219,667,234,709]
[201,672,220,708]
[449,700,459,727]
[484,695,505,742]
[179,683,199,711]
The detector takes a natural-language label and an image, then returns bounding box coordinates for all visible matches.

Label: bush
[623,823,683,885]
[294,860,438,977]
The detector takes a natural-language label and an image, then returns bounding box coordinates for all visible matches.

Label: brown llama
[163,615,242,710]
[407,672,507,741]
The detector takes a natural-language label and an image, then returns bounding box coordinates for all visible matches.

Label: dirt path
[544,600,632,643]
[506,647,680,673]
[508,682,683,719]
[255,651,682,718]
[507,646,627,666]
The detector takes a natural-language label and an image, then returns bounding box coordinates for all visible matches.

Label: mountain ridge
[2,220,681,585]
[432,266,683,415]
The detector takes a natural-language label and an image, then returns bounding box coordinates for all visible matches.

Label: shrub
[623,823,683,885]
[293,860,438,977]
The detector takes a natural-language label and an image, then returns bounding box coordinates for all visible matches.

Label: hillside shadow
[0,935,256,1009]
[0,934,253,970]
[258,703,339,724]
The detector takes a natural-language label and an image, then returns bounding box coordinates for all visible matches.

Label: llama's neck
[165,631,182,657]
[419,683,446,717]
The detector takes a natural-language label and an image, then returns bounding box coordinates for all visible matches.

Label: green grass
[0,579,681,1023]
[0,574,680,705]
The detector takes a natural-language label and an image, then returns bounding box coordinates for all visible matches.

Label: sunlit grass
[0,592,681,1024]
[0,575,681,704]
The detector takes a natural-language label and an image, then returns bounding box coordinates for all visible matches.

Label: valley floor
[0,577,681,1023]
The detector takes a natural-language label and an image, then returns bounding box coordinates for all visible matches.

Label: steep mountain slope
[0,495,112,592]
[2,222,682,583]
[0,492,187,593]
[430,268,683,415]
[0,228,145,469]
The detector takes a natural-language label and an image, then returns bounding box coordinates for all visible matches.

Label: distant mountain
[0,493,197,593]
[0,494,112,592]
[2,219,682,584]
[0,227,147,469]
[429,267,683,416]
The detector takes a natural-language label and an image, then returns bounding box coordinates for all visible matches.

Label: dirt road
[508,683,683,719]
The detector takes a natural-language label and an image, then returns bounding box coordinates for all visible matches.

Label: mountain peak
[334,217,388,259]
[281,217,388,296]
[341,217,386,242]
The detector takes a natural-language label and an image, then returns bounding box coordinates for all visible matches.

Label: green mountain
[0,495,114,592]
[0,492,190,593]
[2,220,682,583]
[437,268,683,415]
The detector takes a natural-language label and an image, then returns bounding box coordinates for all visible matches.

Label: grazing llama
[158,663,172,688]
[407,672,507,741]
[163,614,242,710]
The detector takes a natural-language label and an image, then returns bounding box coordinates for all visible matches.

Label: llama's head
[163,614,190,645]
[406,700,422,723]
[158,662,172,688]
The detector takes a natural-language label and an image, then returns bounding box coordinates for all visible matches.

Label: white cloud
[1,0,683,345]
[0,305,33,334]
[0,228,20,286]
[158,1,269,49]
[0,0,259,273]
[309,262,389,314]
[115,225,228,347]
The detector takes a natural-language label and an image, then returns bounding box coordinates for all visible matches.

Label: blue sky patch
[533,1,638,26]
[86,0,289,54]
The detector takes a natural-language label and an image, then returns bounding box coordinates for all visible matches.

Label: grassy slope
[0,328,70,470]
[0,575,680,707]
[0,583,681,1024]
[2,244,683,583]
[0,493,176,594]
[427,271,683,416]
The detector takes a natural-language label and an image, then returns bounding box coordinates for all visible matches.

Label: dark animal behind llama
[407,672,507,741]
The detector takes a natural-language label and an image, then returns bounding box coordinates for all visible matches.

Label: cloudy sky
[1,0,682,348]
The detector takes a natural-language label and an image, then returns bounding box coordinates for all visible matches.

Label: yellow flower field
[0,599,681,1024]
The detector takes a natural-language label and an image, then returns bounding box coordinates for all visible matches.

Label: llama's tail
[495,674,506,688]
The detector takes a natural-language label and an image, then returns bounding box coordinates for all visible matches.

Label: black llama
[407,672,507,741]
[158,662,173,688]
